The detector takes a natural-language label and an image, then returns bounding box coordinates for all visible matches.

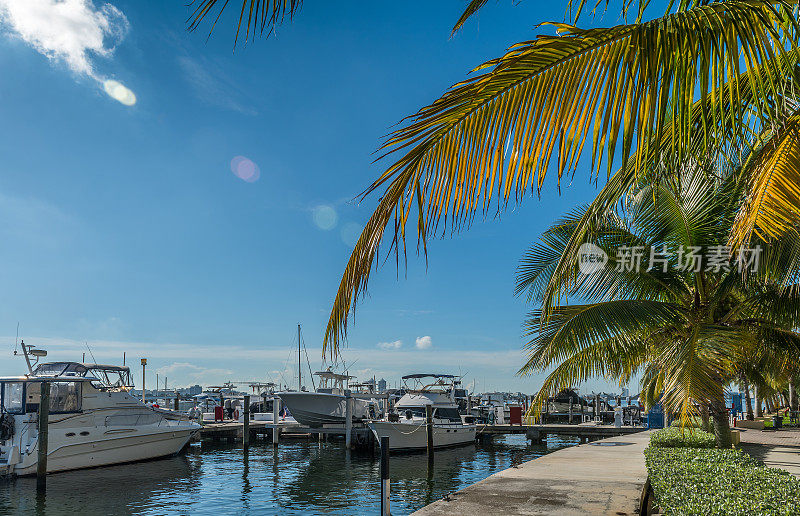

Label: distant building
[188,384,202,395]
[622,387,630,398]
[378,378,387,393]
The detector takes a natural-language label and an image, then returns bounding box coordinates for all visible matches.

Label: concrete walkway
[738,428,800,477]
[412,431,651,516]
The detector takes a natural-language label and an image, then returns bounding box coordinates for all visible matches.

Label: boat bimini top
[26,362,134,391]
[401,373,460,394]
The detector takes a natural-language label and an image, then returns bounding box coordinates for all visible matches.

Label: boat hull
[13,426,198,476]
[278,392,372,428]
[369,421,476,451]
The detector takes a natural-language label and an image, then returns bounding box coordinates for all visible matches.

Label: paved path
[738,428,800,477]
[412,431,650,516]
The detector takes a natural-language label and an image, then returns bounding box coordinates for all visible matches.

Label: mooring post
[425,404,434,465]
[243,394,250,449]
[568,397,574,424]
[345,390,353,450]
[174,392,179,411]
[37,381,50,491]
[380,436,390,516]
[272,397,281,447]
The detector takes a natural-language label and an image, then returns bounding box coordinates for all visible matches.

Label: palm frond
[324,2,800,354]
[452,0,491,35]
[187,0,302,45]
[731,115,800,247]
[520,299,686,374]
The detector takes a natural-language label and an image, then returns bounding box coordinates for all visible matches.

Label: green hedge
[649,427,716,449]
[645,443,800,515]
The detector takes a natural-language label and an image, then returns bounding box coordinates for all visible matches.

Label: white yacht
[369,374,476,451]
[0,343,200,476]
[277,368,377,428]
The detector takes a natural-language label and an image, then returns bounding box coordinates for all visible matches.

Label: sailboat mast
[298,323,302,391]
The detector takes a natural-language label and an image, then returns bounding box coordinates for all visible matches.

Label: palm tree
[186,1,800,358]
[514,166,800,447]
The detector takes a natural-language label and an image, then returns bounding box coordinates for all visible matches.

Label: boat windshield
[1,382,24,414]
[31,362,132,390]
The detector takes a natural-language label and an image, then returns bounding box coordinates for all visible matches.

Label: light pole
[141,358,147,404]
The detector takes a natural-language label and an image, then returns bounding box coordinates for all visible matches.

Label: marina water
[1,434,578,515]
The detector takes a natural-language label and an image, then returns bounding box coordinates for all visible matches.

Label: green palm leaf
[324,1,799,353]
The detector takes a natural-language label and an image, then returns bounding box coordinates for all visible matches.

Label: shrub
[645,447,800,515]
[650,427,716,449]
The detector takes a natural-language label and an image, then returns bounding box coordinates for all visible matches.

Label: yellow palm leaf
[732,115,800,247]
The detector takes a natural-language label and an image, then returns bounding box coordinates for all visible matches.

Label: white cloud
[0,0,135,105]
[378,340,402,350]
[415,336,432,350]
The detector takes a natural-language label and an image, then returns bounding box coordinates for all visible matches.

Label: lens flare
[340,222,362,247]
[103,79,136,106]
[312,205,338,230]
[230,156,261,183]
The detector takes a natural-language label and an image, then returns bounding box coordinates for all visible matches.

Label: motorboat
[277,368,378,428]
[0,342,200,476]
[369,374,476,451]
[546,388,589,414]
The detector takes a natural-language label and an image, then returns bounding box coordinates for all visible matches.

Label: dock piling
[380,436,390,516]
[243,394,250,449]
[272,397,280,447]
[36,381,50,491]
[345,390,353,449]
[425,405,434,465]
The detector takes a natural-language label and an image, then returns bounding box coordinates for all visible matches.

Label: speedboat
[369,374,476,451]
[0,342,200,476]
[277,368,378,427]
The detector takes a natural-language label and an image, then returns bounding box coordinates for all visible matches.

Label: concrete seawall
[413,430,651,515]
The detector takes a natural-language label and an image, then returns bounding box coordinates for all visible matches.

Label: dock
[197,420,377,449]
[412,430,652,515]
[479,423,647,443]
[197,420,647,447]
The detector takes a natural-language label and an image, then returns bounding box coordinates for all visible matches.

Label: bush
[645,447,800,515]
[650,427,716,449]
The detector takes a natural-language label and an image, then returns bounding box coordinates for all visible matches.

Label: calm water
[0,435,578,515]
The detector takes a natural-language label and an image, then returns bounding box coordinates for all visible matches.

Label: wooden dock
[478,423,646,443]
[197,420,646,446]
[197,420,376,449]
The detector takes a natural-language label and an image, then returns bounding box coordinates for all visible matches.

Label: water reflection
[0,435,577,515]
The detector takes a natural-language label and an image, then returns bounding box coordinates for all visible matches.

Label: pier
[197,420,377,449]
[479,423,646,443]
[197,419,647,448]
[412,430,652,515]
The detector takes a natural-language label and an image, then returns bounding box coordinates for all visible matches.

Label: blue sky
[0,1,633,394]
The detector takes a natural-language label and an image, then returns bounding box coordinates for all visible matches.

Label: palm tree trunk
[754,384,763,418]
[710,398,732,448]
[790,377,798,413]
[742,375,754,421]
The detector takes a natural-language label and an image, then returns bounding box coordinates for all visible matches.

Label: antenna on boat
[85,341,98,364]
[14,322,19,354]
